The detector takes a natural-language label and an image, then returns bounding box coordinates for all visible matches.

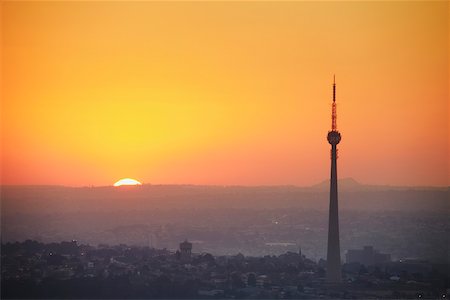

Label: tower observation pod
[326,76,342,283]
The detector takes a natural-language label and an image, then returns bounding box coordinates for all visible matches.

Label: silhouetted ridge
[311,177,361,190]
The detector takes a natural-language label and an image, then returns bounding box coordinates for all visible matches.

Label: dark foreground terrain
[2,240,449,299]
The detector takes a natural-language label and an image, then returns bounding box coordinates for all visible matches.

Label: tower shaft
[326,144,341,282]
[326,77,342,283]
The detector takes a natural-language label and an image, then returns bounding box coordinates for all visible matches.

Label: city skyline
[2,1,448,187]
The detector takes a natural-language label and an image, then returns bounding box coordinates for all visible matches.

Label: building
[179,240,192,262]
[326,76,342,283]
[346,246,391,266]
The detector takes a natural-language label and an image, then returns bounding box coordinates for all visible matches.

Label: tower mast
[326,76,342,283]
[332,75,337,131]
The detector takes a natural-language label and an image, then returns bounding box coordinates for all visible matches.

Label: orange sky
[1,1,448,187]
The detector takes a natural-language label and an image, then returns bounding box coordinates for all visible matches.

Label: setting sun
[113,178,142,187]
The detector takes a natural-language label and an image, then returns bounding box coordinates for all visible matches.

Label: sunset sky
[1,1,448,187]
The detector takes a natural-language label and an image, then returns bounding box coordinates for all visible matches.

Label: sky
[1,1,448,187]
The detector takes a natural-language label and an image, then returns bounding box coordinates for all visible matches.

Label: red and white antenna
[331,75,337,131]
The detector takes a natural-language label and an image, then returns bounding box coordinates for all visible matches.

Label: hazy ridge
[1,178,448,215]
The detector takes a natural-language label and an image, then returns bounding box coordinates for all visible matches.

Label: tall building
[326,76,342,283]
[179,239,192,262]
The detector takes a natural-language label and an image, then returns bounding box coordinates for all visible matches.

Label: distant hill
[310,177,363,190]
[310,177,448,192]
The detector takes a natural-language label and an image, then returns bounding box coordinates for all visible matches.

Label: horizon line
[1,179,448,189]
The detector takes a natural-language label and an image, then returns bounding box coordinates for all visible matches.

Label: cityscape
[1,1,448,299]
[2,239,448,299]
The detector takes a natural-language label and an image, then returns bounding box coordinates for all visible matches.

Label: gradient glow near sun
[113,178,142,187]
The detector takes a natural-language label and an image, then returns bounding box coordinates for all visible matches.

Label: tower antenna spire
[331,76,337,131]
[333,75,336,102]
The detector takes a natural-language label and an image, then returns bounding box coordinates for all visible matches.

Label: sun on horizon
[113,178,142,187]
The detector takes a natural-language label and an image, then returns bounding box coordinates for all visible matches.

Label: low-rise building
[346,246,390,266]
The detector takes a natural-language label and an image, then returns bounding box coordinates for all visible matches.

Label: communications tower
[326,76,342,283]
